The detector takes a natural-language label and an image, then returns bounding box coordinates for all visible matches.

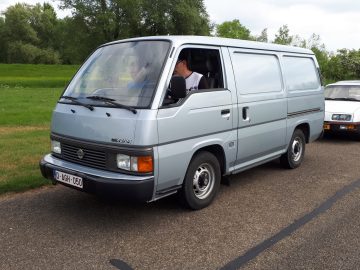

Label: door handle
[221,109,230,115]
[242,107,250,122]
[221,109,231,119]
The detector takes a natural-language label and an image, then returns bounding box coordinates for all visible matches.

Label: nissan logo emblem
[77,149,85,159]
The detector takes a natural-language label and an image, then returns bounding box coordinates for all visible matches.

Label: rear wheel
[180,151,221,210]
[280,129,306,169]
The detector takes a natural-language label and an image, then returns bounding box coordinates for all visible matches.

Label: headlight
[51,140,61,154]
[116,154,131,171]
[116,154,153,173]
[332,114,351,121]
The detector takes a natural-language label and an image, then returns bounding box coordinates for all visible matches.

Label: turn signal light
[137,156,153,173]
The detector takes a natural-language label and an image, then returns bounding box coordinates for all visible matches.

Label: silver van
[40,36,324,209]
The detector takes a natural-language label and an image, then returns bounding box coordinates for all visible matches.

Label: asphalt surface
[0,134,359,270]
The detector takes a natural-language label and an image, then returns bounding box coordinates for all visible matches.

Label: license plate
[339,125,347,130]
[323,124,330,130]
[54,170,83,189]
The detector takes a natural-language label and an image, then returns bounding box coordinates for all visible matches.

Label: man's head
[174,50,190,77]
[129,57,141,79]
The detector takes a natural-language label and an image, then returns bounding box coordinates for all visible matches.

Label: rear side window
[232,52,282,95]
[283,56,320,91]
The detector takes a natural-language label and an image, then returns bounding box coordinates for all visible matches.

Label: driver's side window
[163,47,224,106]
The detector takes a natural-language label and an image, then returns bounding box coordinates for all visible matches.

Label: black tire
[180,151,221,210]
[280,129,306,169]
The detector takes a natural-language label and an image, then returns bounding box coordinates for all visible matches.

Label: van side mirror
[169,76,186,99]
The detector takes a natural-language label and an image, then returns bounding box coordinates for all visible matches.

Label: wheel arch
[192,144,226,176]
[295,123,310,143]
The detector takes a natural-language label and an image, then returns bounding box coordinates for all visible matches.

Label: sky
[1,0,360,52]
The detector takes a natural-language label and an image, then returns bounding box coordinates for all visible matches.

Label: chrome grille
[61,143,107,169]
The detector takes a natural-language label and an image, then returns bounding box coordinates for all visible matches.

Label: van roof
[103,35,314,55]
[327,80,360,87]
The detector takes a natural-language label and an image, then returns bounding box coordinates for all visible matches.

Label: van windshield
[325,85,360,101]
[62,40,170,108]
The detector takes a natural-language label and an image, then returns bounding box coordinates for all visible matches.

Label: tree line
[0,1,359,83]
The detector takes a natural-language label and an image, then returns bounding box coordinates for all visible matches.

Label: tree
[0,17,5,62]
[1,3,61,64]
[7,41,61,64]
[30,3,58,49]
[59,0,211,40]
[274,25,292,45]
[215,19,251,40]
[2,4,39,45]
[53,16,99,64]
[254,28,268,42]
[59,0,142,41]
[167,0,210,35]
[327,49,360,81]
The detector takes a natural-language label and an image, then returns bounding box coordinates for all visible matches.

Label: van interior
[180,48,224,89]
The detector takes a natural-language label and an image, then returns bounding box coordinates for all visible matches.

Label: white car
[324,81,360,136]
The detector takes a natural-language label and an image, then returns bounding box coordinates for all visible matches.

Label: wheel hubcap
[193,163,215,200]
[291,137,303,162]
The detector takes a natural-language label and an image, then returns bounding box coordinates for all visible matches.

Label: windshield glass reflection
[63,40,170,108]
[325,85,360,100]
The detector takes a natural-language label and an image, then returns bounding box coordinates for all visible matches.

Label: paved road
[1,135,359,270]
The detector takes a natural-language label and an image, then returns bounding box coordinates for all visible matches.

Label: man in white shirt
[174,51,209,92]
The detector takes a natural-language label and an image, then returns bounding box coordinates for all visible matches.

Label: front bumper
[323,121,360,133]
[39,154,154,202]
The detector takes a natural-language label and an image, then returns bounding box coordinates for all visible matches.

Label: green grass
[0,128,50,193]
[0,87,62,126]
[0,64,78,195]
[0,64,79,88]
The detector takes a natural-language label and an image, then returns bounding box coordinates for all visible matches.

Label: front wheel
[180,151,221,210]
[280,129,306,169]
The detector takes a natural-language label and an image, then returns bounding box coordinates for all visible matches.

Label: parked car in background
[324,81,360,136]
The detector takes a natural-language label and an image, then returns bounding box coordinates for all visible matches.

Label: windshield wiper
[86,95,137,114]
[60,96,94,111]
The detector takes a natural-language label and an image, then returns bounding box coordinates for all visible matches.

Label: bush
[7,41,61,64]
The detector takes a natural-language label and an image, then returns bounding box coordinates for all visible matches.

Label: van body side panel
[228,48,287,169]
[156,91,235,191]
[286,93,324,142]
[234,99,287,169]
[156,131,237,191]
[236,99,287,164]
[282,55,324,145]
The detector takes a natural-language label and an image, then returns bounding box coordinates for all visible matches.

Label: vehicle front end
[324,82,360,135]
[39,39,171,201]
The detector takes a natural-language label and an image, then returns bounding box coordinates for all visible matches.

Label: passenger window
[283,56,320,91]
[232,53,282,95]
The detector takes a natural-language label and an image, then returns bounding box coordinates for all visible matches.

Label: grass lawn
[0,64,79,88]
[0,64,78,195]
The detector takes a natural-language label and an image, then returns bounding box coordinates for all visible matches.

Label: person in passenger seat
[174,51,209,92]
